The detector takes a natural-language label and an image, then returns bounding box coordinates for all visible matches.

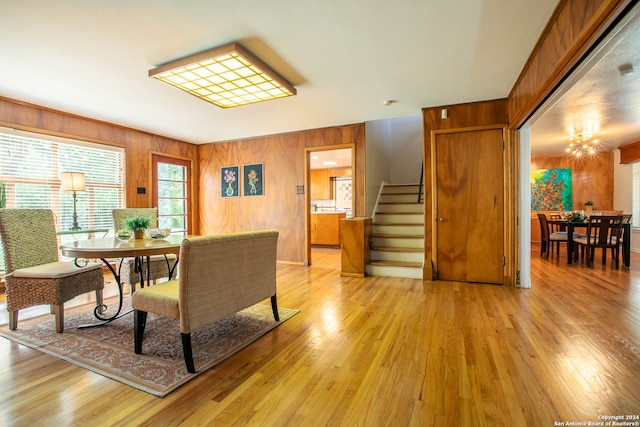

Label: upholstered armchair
[0,209,104,332]
[132,230,279,373]
[112,208,177,290]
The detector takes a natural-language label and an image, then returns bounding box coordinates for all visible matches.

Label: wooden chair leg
[271,294,280,321]
[134,310,148,354]
[53,304,64,333]
[8,310,18,330]
[181,333,196,373]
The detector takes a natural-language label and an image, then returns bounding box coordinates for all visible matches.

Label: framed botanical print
[221,166,239,198]
[243,163,263,196]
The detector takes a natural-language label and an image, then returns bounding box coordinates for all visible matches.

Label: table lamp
[61,171,85,230]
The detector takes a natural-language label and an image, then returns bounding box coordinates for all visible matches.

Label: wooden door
[435,128,504,284]
[152,155,192,234]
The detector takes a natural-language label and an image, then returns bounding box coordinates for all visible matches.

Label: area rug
[0,298,298,397]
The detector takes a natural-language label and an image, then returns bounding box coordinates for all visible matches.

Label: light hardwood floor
[1,245,639,426]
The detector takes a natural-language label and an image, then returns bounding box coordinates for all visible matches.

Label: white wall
[365,115,423,216]
[613,149,638,253]
[387,116,424,184]
[519,127,532,288]
[365,120,391,216]
[614,149,633,212]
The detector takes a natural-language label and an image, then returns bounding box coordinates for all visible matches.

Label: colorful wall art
[221,166,239,198]
[531,168,572,211]
[243,163,263,196]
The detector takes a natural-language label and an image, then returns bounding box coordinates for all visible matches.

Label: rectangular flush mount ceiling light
[149,42,296,108]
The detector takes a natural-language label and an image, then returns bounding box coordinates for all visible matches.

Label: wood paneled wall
[0,97,200,232]
[531,152,614,212]
[530,152,614,242]
[619,139,640,163]
[197,124,365,264]
[509,0,631,128]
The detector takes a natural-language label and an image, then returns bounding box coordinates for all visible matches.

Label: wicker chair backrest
[112,208,158,232]
[0,209,59,272]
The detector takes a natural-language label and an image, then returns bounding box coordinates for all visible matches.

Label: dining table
[59,233,185,327]
[548,219,631,267]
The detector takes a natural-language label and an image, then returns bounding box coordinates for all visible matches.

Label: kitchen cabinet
[311,212,347,245]
[310,169,330,200]
[310,168,352,200]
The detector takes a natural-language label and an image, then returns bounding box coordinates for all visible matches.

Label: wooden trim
[152,154,193,234]
[422,99,510,283]
[428,120,510,285]
[0,95,159,139]
[305,143,355,266]
[619,139,640,163]
[508,0,632,129]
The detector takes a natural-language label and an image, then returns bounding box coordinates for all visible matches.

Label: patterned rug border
[0,298,298,397]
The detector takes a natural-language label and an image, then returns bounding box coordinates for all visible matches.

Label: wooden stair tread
[377,202,424,205]
[371,246,423,253]
[371,233,424,239]
[373,222,424,226]
[368,260,423,268]
[376,211,423,215]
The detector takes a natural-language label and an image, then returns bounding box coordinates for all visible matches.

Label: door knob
[439,217,446,222]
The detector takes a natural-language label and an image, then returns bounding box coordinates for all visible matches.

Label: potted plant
[584,200,593,213]
[124,216,151,239]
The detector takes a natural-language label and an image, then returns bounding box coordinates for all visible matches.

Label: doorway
[306,146,354,265]
[152,154,192,234]
[520,3,640,288]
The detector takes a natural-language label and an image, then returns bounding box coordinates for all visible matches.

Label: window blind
[0,127,125,272]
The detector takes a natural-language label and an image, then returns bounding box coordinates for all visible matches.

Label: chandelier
[566,133,599,158]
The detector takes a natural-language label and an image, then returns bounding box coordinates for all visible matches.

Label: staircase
[366,182,424,279]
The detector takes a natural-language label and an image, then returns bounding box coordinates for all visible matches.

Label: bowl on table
[146,228,171,239]
[116,229,132,241]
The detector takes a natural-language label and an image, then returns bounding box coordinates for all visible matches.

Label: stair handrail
[371,181,387,224]
[417,163,424,203]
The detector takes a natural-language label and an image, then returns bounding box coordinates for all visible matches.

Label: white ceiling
[530,4,640,156]
[310,148,352,169]
[0,0,558,145]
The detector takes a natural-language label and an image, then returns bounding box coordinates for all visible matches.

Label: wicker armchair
[0,209,104,332]
[112,208,176,290]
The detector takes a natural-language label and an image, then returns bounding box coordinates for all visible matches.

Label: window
[0,127,125,272]
[152,155,190,234]
[633,163,640,228]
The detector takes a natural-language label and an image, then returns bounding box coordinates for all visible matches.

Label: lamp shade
[61,172,85,192]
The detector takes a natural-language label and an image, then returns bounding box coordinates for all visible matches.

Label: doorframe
[430,124,510,284]
[304,144,355,265]
[151,153,193,234]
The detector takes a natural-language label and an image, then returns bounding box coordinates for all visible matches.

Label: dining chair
[573,215,624,268]
[537,213,567,259]
[112,208,177,291]
[618,214,632,264]
[0,209,104,332]
[548,213,566,233]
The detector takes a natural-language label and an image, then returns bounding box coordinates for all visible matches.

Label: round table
[60,234,185,327]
